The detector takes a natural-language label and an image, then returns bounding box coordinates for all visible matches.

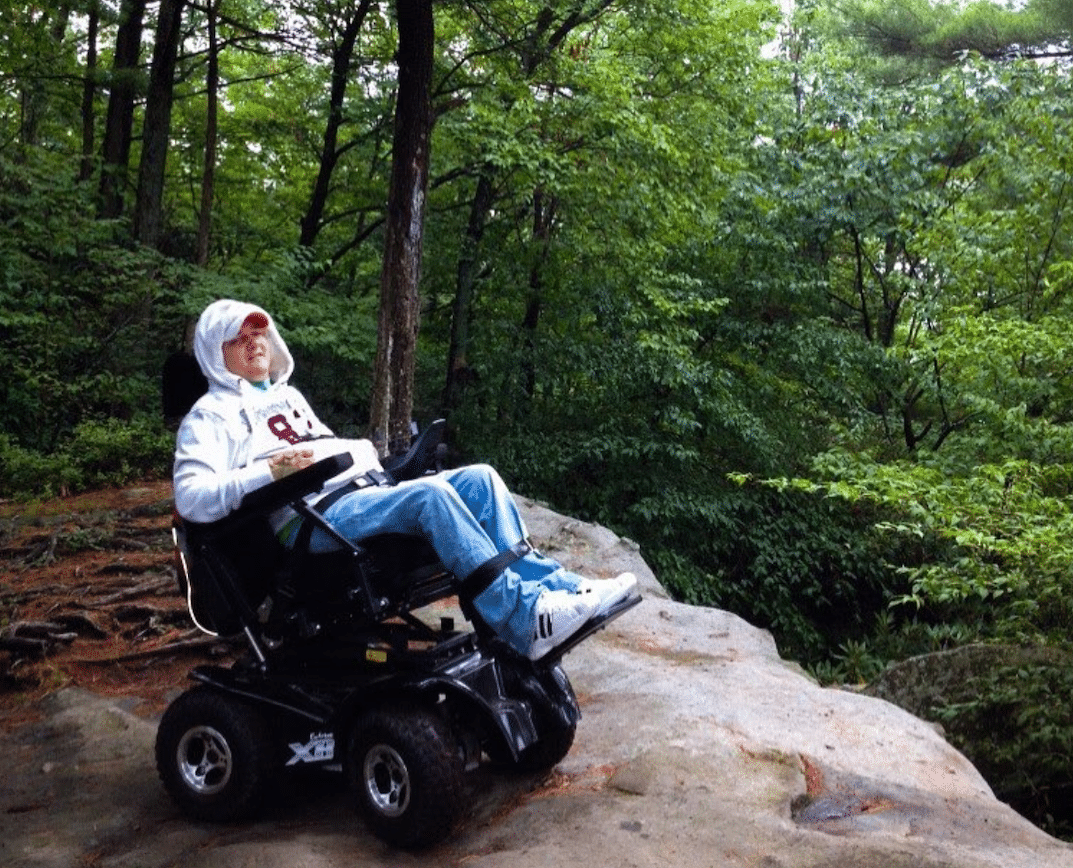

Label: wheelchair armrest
[185,453,355,543]
[239,452,355,513]
[382,419,446,482]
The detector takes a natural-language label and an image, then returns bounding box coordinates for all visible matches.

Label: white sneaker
[527,589,599,660]
[576,572,637,616]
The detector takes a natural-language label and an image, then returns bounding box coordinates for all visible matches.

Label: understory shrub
[641,481,900,663]
[934,662,1073,840]
[0,415,173,498]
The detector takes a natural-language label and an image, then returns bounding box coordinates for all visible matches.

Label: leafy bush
[809,614,978,685]
[934,663,1073,839]
[0,416,173,499]
[0,433,80,499]
[62,416,175,489]
[645,480,900,663]
[792,449,1073,646]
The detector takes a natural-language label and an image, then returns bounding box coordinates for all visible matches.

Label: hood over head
[193,299,294,392]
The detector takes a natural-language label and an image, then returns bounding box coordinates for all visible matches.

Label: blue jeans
[302,465,582,654]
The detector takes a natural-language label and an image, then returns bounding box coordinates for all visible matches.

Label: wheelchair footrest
[533,592,643,664]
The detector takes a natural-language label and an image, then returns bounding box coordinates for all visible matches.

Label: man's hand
[268,448,315,480]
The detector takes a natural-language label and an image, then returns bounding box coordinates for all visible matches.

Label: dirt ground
[0,480,227,729]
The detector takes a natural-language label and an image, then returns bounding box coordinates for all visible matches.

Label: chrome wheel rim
[176,725,233,795]
[363,743,410,817]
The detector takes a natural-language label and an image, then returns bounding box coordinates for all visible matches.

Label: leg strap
[458,541,532,602]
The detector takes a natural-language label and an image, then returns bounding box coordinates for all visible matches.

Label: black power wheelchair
[156,417,641,849]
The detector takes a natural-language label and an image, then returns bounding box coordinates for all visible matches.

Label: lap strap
[291,470,392,552]
[458,541,532,601]
[311,480,359,515]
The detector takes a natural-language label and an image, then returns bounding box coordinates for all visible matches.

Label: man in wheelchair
[158,299,642,848]
[173,299,637,660]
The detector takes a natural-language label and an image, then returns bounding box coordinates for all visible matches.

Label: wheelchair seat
[172,446,466,664]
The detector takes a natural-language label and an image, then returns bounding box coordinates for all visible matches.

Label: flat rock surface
[2,497,1072,868]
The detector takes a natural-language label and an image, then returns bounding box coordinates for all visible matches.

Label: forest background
[3,0,1073,839]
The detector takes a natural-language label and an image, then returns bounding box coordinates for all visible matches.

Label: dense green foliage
[3,0,1073,834]
[935,660,1073,839]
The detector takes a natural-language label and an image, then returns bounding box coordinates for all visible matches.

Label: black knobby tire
[515,718,576,773]
[155,686,275,822]
[503,661,578,773]
[348,703,466,849]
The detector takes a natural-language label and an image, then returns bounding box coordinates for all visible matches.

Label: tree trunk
[299,0,372,248]
[368,0,434,456]
[17,6,72,155]
[196,0,219,266]
[79,2,100,182]
[134,0,186,247]
[521,188,556,401]
[98,0,147,219]
[443,167,495,411]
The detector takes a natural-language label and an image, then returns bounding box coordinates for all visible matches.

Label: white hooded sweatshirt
[173,299,381,528]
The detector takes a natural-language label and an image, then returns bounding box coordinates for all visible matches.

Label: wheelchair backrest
[170,452,359,639]
[173,511,283,636]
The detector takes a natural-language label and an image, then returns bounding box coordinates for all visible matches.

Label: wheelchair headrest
[162,351,208,422]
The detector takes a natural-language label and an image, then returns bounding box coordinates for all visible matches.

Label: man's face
[222,318,271,382]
